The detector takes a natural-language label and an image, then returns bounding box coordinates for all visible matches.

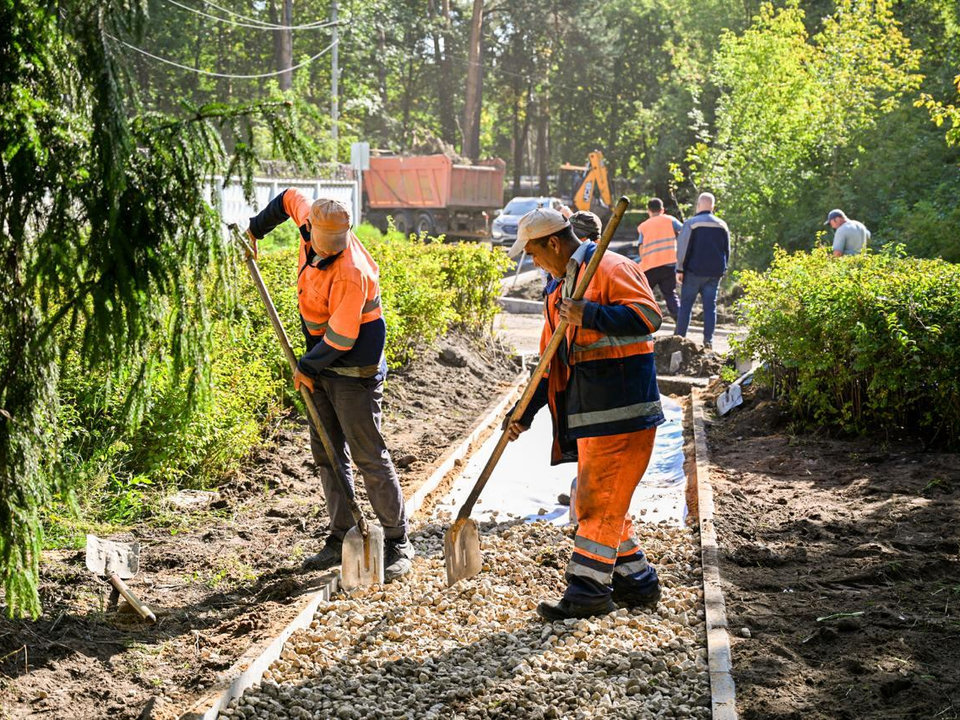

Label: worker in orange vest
[246,192,413,582]
[637,198,683,321]
[505,208,664,620]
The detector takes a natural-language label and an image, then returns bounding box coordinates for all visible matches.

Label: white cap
[508,207,570,259]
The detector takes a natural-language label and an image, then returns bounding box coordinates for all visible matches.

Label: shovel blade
[340,524,384,590]
[85,534,139,579]
[444,518,483,587]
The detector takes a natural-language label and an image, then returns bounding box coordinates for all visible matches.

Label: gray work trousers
[308,375,407,541]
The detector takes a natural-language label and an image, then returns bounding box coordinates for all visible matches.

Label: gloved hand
[246,228,259,260]
[293,367,315,393]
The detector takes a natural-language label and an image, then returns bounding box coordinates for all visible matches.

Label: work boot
[612,575,662,608]
[302,536,342,572]
[384,534,416,582]
[536,595,615,621]
[703,341,714,351]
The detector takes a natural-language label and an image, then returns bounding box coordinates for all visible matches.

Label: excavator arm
[572,151,612,222]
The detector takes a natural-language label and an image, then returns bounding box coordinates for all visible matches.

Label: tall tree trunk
[378,27,389,145]
[537,92,550,195]
[278,0,293,91]
[461,0,484,160]
[512,82,531,195]
[430,0,456,145]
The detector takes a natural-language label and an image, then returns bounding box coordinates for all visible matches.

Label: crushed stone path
[221,520,709,719]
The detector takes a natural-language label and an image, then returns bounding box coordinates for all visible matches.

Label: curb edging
[691,388,738,720]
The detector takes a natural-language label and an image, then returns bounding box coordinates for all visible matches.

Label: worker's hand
[557,298,586,326]
[293,368,315,393]
[245,228,259,260]
[677,271,684,283]
[505,421,530,442]
[558,204,573,219]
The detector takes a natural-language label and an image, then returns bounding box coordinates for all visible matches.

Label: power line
[164,0,336,31]
[199,0,330,29]
[108,35,338,79]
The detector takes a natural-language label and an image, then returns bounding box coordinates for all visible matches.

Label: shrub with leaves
[736,247,960,445]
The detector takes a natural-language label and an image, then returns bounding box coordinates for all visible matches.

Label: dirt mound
[504,277,546,302]
[655,335,725,377]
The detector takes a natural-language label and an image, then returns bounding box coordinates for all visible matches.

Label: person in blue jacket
[675,193,730,350]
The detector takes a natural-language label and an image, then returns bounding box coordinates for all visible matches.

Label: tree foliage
[689,0,923,265]
[0,0,314,618]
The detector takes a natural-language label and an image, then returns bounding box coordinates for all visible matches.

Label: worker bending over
[505,208,664,621]
[247,192,414,582]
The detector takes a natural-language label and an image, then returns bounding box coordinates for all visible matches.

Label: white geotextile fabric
[434,395,687,527]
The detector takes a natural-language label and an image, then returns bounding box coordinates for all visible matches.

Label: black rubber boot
[384,535,415,582]
[302,536,343,572]
[612,575,661,608]
[536,595,615,621]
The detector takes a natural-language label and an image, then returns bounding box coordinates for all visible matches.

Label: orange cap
[310,198,351,234]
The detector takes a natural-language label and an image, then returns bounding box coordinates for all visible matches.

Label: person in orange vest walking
[246,192,414,582]
[637,197,683,321]
[504,207,664,621]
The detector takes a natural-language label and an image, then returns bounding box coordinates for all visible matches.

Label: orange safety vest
[283,190,383,352]
[637,214,679,272]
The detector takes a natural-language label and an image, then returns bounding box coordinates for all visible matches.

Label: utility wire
[108,35,338,79]
[198,0,330,29]
[164,0,336,31]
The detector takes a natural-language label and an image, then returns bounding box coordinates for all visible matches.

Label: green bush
[736,247,960,444]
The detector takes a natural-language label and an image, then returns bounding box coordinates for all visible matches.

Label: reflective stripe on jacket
[637,214,680,272]
[539,242,665,464]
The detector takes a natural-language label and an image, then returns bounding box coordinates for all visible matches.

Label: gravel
[219,520,709,719]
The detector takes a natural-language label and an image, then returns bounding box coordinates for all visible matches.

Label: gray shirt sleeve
[676,220,692,268]
[671,218,683,235]
[832,226,848,254]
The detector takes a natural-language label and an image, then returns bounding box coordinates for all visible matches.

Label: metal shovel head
[444,517,483,587]
[340,524,384,590]
[85,534,139,579]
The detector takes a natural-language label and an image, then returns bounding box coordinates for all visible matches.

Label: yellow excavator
[558,151,612,224]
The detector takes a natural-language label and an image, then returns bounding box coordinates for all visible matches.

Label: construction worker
[504,208,664,621]
[637,198,683,321]
[569,210,602,242]
[825,209,870,256]
[246,191,414,581]
[675,192,730,350]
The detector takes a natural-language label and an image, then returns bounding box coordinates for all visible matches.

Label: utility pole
[331,0,339,163]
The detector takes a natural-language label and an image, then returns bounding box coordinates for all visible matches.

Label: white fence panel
[211,176,361,229]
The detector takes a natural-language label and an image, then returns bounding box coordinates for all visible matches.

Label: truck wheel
[415,212,435,236]
[394,211,414,237]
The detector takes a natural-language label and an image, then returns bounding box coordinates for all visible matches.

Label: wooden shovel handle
[109,573,156,624]
[229,225,369,536]
[455,197,632,521]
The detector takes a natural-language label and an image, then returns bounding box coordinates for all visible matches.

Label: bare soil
[704,384,960,720]
[654,335,726,378]
[0,332,519,720]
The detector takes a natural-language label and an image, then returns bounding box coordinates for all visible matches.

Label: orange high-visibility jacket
[249,188,386,379]
[522,242,665,464]
[637,214,681,272]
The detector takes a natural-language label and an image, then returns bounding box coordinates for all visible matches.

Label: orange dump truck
[362,154,506,239]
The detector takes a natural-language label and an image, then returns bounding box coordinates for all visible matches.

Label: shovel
[229,224,384,590]
[85,534,157,624]
[444,196,632,586]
